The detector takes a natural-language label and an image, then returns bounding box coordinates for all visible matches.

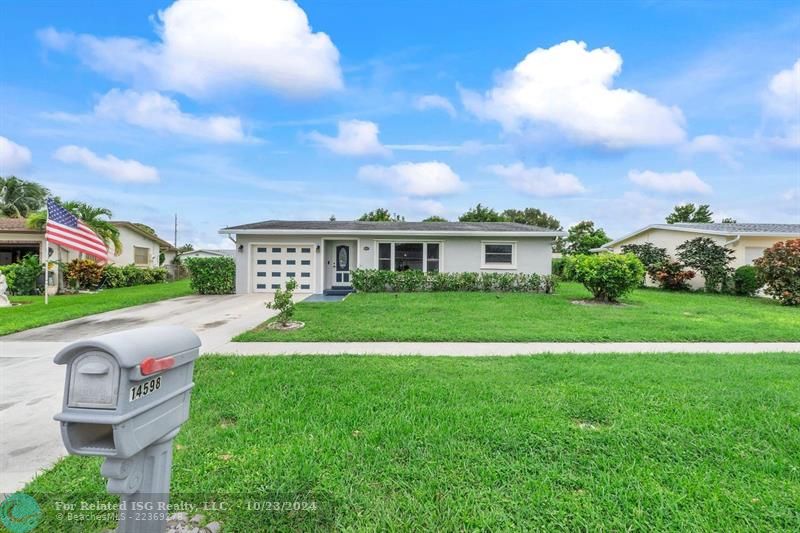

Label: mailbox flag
[45,198,109,262]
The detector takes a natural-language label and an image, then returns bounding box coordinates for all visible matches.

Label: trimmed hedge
[351,269,557,294]
[184,257,235,294]
[102,264,168,288]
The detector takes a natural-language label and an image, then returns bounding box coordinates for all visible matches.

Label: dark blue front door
[335,245,350,285]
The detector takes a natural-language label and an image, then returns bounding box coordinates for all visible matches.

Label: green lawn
[0,279,193,335]
[24,354,800,531]
[236,282,800,342]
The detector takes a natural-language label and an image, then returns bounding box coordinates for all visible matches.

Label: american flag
[46,198,109,262]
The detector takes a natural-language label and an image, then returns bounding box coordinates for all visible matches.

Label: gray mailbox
[54,326,201,533]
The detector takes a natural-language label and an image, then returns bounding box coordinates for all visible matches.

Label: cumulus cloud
[628,169,711,194]
[94,89,246,142]
[414,94,457,117]
[765,59,800,118]
[358,161,465,197]
[38,0,342,98]
[461,40,686,148]
[487,163,586,197]
[54,145,159,183]
[0,136,32,172]
[783,187,800,202]
[683,134,741,168]
[308,120,390,156]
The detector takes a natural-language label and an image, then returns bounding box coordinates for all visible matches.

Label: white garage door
[252,244,315,293]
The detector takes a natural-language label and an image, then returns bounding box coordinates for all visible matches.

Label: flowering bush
[649,260,696,291]
[754,239,800,305]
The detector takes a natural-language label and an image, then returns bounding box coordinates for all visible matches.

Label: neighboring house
[219,220,564,294]
[0,217,177,292]
[110,221,177,268]
[600,223,800,288]
[178,249,235,260]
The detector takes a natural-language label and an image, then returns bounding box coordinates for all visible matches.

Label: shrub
[754,239,800,305]
[649,260,695,291]
[101,265,127,288]
[551,258,566,277]
[0,254,41,295]
[731,265,760,297]
[184,257,235,294]
[350,269,554,294]
[564,253,645,302]
[621,243,669,271]
[64,259,104,290]
[101,264,167,288]
[676,237,735,292]
[266,278,297,325]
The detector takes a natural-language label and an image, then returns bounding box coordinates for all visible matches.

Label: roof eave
[219,228,566,238]
[601,224,800,249]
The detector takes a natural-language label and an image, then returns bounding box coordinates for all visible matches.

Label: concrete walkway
[212,341,800,356]
[0,292,286,494]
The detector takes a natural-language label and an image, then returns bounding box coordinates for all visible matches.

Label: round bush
[732,265,760,297]
[564,253,645,302]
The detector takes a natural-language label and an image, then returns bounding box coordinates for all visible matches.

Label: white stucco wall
[111,226,162,268]
[233,233,555,294]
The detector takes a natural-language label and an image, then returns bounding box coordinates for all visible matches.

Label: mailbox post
[54,326,201,533]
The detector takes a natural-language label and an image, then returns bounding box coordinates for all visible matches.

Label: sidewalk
[212,341,800,356]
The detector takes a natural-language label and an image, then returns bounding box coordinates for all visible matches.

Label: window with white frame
[133,246,150,266]
[377,242,441,272]
[482,242,515,268]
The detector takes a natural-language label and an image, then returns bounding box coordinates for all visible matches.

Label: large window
[482,242,515,268]
[377,242,442,272]
[133,246,150,266]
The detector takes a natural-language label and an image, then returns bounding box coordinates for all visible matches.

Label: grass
[0,279,193,335]
[236,282,800,342]
[24,354,800,531]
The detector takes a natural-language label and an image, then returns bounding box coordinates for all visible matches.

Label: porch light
[237,245,243,253]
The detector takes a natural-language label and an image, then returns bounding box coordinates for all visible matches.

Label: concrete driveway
[0,292,286,493]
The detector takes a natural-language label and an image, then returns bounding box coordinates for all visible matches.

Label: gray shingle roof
[668,223,800,234]
[221,220,559,233]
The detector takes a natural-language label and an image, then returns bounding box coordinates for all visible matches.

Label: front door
[334,245,351,286]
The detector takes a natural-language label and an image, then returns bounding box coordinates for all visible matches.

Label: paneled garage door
[252,244,315,293]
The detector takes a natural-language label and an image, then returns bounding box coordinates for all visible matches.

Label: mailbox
[54,325,200,458]
[54,326,201,533]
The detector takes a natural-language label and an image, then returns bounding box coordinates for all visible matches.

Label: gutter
[218,229,566,238]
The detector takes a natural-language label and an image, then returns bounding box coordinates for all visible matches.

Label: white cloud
[783,187,800,202]
[487,163,586,197]
[54,145,159,183]
[765,58,800,118]
[358,161,465,197]
[461,40,686,148]
[0,136,32,172]
[94,89,246,142]
[38,0,342,99]
[307,120,390,156]
[628,169,711,194]
[385,141,508,153]
[682,134,741,168]
[414,94,456,117]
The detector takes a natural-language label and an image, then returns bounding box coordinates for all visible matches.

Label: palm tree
[27,200,122,256]
[0,176,49,217]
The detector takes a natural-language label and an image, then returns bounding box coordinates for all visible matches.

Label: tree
[754,239,800,305]
[562,221,611,255]
[422,216,448,222]
[176,243,194,253]
[28,200,122,255]
[564,253,645,303]
[358,208,404,222]
[0,176,49,217]
[620,243,669,271]
[666,203,713,224]
[676,237,734,292]
[459,203,504,222]
[501,208,562,230]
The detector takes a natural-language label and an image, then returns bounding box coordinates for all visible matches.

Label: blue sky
[1,0,798,248]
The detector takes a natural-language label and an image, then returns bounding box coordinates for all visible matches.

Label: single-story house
[219,220,564,294]
[177,248,235,260]
[0,217,177,293]
[599,222,800,288]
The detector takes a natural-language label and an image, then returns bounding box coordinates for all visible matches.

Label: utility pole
[173,213,178,248]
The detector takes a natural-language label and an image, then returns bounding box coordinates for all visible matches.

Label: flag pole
[44,198,49,305]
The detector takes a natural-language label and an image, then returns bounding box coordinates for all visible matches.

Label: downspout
[723,234,741,248]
